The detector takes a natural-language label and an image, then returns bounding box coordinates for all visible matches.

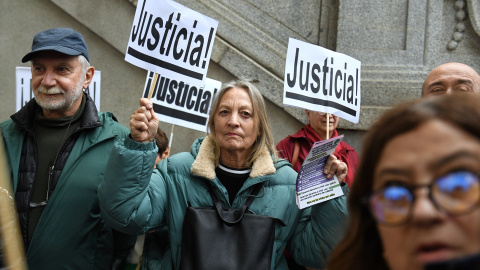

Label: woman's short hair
[207,79,276,167]
[155,128,169,155]
[327,93,480,270]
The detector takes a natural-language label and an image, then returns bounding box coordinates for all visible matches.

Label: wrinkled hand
[323,154,348,184]
[130,98,159,143]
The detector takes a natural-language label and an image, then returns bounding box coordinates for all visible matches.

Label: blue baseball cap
[21,28,89,63]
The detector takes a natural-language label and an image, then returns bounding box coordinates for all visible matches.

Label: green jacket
[0,98,132,269]
[99,136,349,269]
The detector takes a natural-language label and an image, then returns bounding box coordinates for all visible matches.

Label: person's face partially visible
[374,120,480,270]
[306,110,339,140]
[422,63,480,96]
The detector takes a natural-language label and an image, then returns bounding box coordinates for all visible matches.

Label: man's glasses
[365,171,480,226]
[29,165,54,208]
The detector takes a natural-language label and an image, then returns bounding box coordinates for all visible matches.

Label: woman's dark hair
[155,128,169,155]
[327,93,480,270]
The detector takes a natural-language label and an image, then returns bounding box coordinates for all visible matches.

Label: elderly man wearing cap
[0,28,135,269]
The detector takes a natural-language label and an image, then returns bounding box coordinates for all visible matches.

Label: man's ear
[82,66,95,89]
[305,109,310,117]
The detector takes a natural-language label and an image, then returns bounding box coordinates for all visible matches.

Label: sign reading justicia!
[142,71,221,133]
[125,0,219,86]
[283,38,361,124]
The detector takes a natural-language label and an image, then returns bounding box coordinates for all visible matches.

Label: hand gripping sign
[283,38,361,208]
[142,71,221,133]
[127,0,219,147]
[295,136,345,209]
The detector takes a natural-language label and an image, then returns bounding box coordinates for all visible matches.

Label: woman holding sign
[328,94,480,270]
[99,80,349,270]
[277,111,359,187]
[277,111,357,270]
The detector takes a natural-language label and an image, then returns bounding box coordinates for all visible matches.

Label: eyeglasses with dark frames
[364,170,480,226]
[29,165,54,208]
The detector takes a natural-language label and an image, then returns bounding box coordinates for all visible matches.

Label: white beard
[34,79,84,112]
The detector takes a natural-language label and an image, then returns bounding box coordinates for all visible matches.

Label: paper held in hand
[296,135,345,209]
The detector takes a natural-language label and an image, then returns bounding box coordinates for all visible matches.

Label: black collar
[10,93,102,136]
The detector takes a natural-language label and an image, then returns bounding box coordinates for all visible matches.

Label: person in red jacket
[277,110,359,186]
[277,110,359,270]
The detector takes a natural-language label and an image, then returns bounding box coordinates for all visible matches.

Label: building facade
[2,0,480,154]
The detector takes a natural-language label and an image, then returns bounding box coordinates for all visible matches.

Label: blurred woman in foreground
[328,94,480,270]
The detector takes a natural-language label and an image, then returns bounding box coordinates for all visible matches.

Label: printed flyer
[296,135,345,209]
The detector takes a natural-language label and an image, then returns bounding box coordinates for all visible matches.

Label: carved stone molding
[447,0,467,50]
[467,0,480,37]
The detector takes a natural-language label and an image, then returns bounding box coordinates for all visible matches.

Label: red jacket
[276,125,359,187]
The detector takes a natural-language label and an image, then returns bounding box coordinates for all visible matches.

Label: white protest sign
[296,135,345,209]
[15,67,101,112]
[126,0,218,85]
[142,71,221,132]
[284,38,361,123]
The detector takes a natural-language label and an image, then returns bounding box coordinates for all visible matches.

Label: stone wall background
[1,0,479,155]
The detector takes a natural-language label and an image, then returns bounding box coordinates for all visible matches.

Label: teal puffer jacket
[1,100,133,269]
[99,136,349,269]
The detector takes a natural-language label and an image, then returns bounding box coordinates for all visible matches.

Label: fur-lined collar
[190,136,276,180]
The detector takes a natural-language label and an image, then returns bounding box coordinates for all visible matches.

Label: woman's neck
[220,150,249,169]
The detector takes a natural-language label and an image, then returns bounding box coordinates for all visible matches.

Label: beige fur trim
[249,146,276,178]
[191,136,217,180]
[190,137,276,180]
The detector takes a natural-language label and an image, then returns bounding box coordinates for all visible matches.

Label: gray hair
[207,79,276,167]
[78,55,90,76]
